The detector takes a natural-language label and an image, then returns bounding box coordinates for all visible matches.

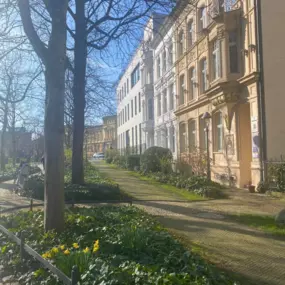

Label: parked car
[93,152,105,160]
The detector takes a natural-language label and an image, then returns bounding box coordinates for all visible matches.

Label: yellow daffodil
[51,247,59,254]
[42,252,51,259]
[83,247,90,254]
[64,249,70,255]
[59,245,65,250]
[93,240,99,253]
[73,243,79,249]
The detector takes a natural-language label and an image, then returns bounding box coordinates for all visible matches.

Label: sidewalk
[95,161,285,285]
[0,181,34,213]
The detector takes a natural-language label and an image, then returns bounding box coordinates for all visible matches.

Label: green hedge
[140,146,172,173]
[126,155,140,170]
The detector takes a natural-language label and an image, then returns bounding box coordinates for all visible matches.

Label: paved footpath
[96,161,285,285]
[0,181,34,213]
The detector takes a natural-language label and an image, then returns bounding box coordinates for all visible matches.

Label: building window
[157,94,161,116]
[135,126,138,153]
[178,30,184,56]
[199,6,207,31]
[157,57,161,78]
[199,115,206,150]
[124,83,126,97]
[188,120,196,151]
[163,89,167,114]
[131,64,140,87]
[214,112,223,152]
[168,43,173,66]
[138,93,141,112]
[169,84,174,111]
[212,39,221,80]
[127,104,130,121]
[165,128,168,149]
[179,74,185,105]
[188,20,194,47]
[179,123,187,153]
[148,98,153,120]
[135,96,137,115]
[170,126,175,152]
[162,50,167,73]
[189,67,197,100]
[127,79,129,93]
[139,124,142,154]
[131,100,133,117]
[200,58,208,93]
[132,127,134,148]
[229,31,238,73]
[124,106,127,122]
[122,109,124,124]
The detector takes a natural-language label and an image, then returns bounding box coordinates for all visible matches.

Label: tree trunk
[43,2,68,232]
[72,0,87,185]
[0,97,9,171]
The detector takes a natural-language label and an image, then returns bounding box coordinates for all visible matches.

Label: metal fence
[0,224,79,285]
[118,144,146,156]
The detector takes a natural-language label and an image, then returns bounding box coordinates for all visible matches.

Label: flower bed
[0,207,237,284]
[20,163,129,201]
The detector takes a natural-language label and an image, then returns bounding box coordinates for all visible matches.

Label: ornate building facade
[174,0,285,187]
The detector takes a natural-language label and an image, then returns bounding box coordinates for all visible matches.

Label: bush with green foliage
[141,171,226,199]
[268,162,285,192]
[140,146,172,173]
[0,207,237,284]
[105,148,119,164]
[20,163,128,202]
[126,154,140,170]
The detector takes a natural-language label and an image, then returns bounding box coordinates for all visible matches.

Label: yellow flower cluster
[93,240,99,253]
[41,240,99,259]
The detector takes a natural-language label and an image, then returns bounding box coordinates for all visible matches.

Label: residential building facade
[117,14,166,154]
[173,0,285,187]
[115,0,285,189]
[153,21,177,158]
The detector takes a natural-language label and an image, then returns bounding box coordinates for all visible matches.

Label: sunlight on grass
[127,171,206,202]
[228,213,285,238]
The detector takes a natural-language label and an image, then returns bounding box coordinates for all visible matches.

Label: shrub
[140,146,172,173]
[105,149,119,164]
[126,155,140,170]
[268,162,285,192]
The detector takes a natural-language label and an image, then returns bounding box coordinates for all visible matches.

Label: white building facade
[153,20,177,158]
[117,14,165,154]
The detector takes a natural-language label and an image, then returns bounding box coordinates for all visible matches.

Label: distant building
[85,115,117,158]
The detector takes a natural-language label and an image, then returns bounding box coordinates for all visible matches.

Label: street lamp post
[202,112,211,181]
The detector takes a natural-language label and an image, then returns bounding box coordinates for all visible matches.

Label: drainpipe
[254,0,267,182]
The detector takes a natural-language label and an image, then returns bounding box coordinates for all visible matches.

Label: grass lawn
[227,213,285,238]
[128,170,206,201]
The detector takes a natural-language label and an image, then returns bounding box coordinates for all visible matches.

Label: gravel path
[96,161,285,285]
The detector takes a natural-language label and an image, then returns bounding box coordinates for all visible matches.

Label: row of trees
[0,0,180,231]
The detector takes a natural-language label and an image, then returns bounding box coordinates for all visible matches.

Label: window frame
[214,112,224,152]
[188,120,197,152]
[212,39,221,80]
[189,67,197,100]
[179,74,185,105]
[200,58,208,93]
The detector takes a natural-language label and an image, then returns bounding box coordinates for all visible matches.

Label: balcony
[210,0,242,26]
